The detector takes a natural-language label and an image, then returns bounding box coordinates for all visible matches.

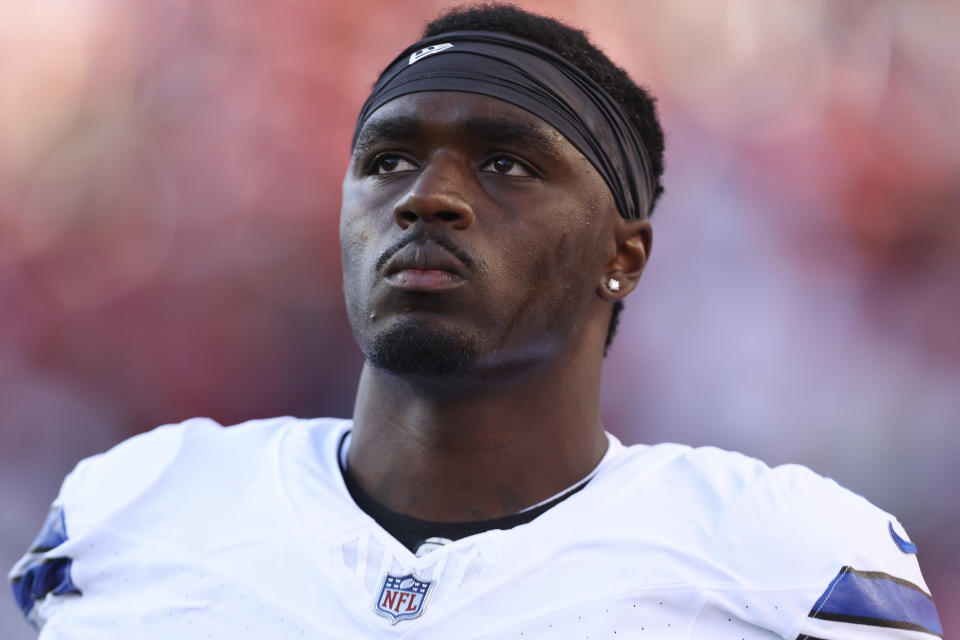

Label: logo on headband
[409,43,453,65]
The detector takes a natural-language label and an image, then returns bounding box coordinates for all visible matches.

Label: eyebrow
[352,112,561,157]
[352,115,421,157]
[461,115,560,156]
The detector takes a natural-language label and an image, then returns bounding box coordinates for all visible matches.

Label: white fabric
[13,417,935,639]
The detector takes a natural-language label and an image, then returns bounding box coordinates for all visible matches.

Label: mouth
[386,269,464,291]
[383,241,468,292]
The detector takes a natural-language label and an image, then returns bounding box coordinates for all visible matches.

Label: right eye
[370,154,417,175]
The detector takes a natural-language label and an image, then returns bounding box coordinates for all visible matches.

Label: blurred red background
[2,1,958,635]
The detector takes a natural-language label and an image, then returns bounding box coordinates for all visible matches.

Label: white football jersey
[10,417,941,639]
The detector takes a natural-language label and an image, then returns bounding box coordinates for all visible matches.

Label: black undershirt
[338,432,591,553]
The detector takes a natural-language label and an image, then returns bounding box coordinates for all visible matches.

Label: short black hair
[424,3,665,353]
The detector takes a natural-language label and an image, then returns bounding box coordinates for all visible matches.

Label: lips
[383,242,467,292]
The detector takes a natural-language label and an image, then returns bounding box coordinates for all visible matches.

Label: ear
[597,217,652,301]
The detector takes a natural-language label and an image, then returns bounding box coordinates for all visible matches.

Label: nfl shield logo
[374,573,434,624]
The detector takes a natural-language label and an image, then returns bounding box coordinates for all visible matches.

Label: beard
[366,319,480,379]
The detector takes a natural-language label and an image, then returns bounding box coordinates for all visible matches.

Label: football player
[11,5,941,638]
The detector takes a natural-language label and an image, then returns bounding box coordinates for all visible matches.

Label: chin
[366,318,480,378]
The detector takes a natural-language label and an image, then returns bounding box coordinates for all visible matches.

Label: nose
[393,155,475,230]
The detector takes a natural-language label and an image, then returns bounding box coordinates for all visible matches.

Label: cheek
[339,194,383,326]
[339,180,391,280]
[497,198,607,320]
[339,213,371,274]
[536,199,611,288]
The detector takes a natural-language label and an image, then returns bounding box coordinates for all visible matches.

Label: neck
[347,336,609,522]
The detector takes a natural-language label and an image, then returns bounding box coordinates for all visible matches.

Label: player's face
[341,92,619,378]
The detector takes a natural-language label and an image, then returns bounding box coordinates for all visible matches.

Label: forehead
[352,91,571,155]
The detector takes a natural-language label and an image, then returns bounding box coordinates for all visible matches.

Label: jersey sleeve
[7,417,223,634]
[699,454,942,640]
[795,517,942,639]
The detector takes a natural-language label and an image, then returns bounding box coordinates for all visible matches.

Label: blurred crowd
[1,0,957,636]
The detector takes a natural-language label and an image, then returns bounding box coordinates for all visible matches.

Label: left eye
[481,156,533,177]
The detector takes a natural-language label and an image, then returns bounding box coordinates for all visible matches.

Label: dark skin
[340,92,651,523]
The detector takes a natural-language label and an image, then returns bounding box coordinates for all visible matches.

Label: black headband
[353,31,655,220]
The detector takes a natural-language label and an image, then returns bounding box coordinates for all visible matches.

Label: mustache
[375,231,481,274]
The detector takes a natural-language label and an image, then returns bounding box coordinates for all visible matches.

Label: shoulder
[606,442,941,637]
[614,442,907,565]
[612,441,882,529]
[59,415,350,536]
[678,447,910,569]
[10,415,352,631]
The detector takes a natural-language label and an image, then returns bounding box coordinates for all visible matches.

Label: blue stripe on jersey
[30,505,69,552]
[810,566,942,637]
[889,521,918,554]
[11,557,80,619]
[10,504,80,623]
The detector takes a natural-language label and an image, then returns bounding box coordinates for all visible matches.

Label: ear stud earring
[605,277,621,292]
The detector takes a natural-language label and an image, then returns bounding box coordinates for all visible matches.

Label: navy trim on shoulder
[10,505,81,626]
[809,566,942,637]
[11,558,81,620]
[29,505,69,552]
[889,521,918,554]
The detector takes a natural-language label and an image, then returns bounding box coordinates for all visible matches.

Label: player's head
[421,4,666,353]
[340,4,664,384]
